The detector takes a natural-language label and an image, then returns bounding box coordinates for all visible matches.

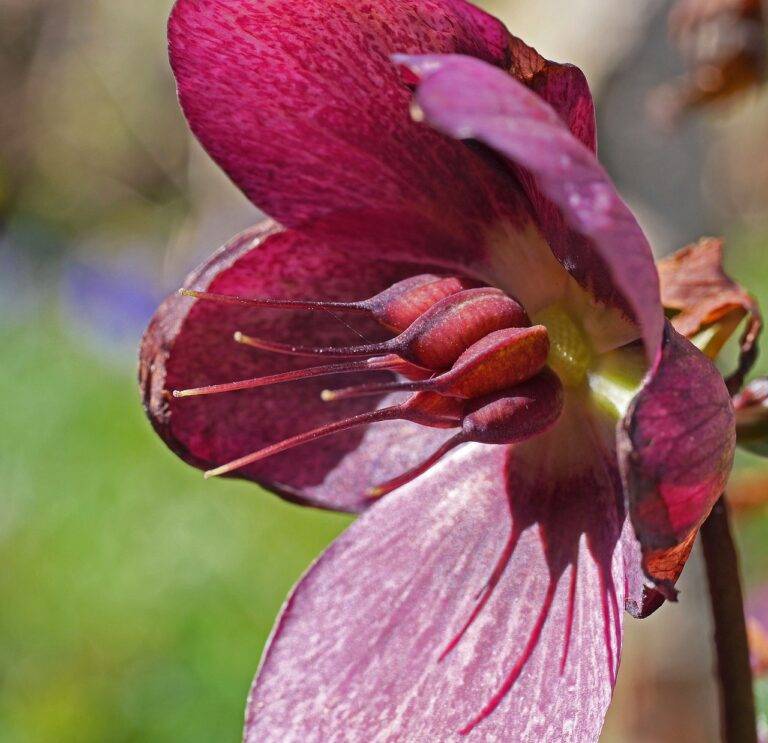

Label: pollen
[535,305,593,388]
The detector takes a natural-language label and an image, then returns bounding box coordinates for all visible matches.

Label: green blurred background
[2,1,768,741]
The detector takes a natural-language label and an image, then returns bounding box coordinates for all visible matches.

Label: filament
[173,355,404,398]
[366,434,465,497]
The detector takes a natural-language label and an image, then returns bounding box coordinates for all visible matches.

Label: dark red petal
[527,59,596,152]
[168,0,515,230]
[621,522,669,619]
[139,221,457,512]
[619,324,735,573]
[168,1,599,257]
[400,54,664,362]
[633,529,696,611]
[245,399,640,740]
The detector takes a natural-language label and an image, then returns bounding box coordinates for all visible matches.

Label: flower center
[588,345,646,419]
[534,304,593,388]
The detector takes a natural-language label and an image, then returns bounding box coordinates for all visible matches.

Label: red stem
[700,496,758,743]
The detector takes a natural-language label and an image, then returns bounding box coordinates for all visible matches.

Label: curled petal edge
[618,324,735,590]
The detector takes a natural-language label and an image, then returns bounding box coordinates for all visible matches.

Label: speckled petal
[399,54,664,361]
[169,0,514,230]
[140,220,459,512]
[619,324,735,586]
[168,1,602,265]
[245,399,634,742]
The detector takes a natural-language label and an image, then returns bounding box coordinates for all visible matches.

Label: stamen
[203,393,465,479]
[234,330,391,359]
[365,371,563,497]
[179,288,369,314]
[204,409,398,479]
[367,434,466,497]
[460,370,564,445]
[232,288,529,371]
[172,355,411,398]
[370,275,484,332]
[180,274,481,333]
[323,326,549,402]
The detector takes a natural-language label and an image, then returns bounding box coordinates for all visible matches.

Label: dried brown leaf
[658,236,762,392]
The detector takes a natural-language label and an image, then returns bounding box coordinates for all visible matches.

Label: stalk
[701,497,758,743]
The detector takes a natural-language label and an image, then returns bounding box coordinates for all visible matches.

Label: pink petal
[140,221,459,512]
[399,54,664,362]
[246,399,637,740]
[619,324,735,586]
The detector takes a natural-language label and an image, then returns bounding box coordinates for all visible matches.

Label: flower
[139,1,736,739]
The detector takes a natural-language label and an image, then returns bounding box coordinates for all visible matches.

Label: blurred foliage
[721,227,768,572]
[0,319,349,742]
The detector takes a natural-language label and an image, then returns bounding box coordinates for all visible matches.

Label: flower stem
[700,496,758,743]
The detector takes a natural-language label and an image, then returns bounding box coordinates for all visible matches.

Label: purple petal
[140,221,459,512]
[246,399,636,740]
[619,325,735,581]
[399,54,664,362]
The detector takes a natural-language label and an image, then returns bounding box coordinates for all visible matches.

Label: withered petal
[657,236,762,392]
[619,324,735,564]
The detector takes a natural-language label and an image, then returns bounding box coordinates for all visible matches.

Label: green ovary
[535,305,593,388]
[535,303,646,420]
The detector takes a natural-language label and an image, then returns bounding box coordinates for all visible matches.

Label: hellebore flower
[140,1,736,739]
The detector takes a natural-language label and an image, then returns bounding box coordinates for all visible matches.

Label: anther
[180,273,481,333]
[460,369,564,444]
[323,325,549,402]
[235,288,530,370]
[366,370,563,497]
[202,392,466,479]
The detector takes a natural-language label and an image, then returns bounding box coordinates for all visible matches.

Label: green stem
[700,497,758,743]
